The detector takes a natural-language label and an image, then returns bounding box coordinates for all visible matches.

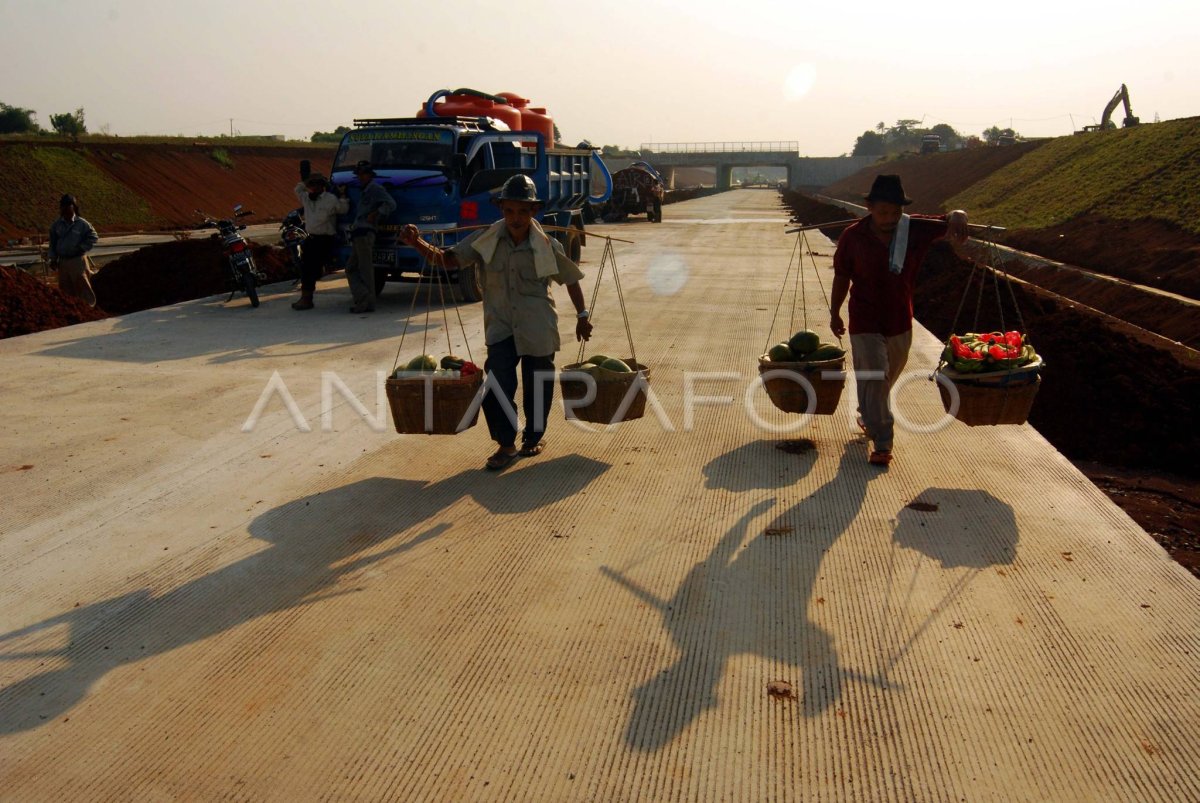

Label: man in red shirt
[830,175,968,465]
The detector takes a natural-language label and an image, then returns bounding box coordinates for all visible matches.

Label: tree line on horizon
[1,103,88,139]
[852,120,1021,156]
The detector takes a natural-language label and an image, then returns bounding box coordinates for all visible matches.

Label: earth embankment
[0,140,336,240]
[821,117,1200,298]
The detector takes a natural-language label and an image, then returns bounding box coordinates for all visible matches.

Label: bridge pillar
[663,166,676,190]
[716,163,734,190]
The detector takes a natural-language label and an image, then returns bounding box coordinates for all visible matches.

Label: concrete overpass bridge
[641,142,877,190]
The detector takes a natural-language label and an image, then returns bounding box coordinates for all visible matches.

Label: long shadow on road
[0,454,609,734]
[32,281,470,366]
[608,441,885,752]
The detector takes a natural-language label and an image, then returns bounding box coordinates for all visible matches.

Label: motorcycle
[278,208,307,287]
[198,205,265,307]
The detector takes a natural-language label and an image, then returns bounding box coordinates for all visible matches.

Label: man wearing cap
[399,175,593,471]
[291,173,349,310]
[829,174,969,465]
[346,160,397,313]
[48,194,100,307]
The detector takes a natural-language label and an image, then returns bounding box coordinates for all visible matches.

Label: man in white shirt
[291,173,349,310]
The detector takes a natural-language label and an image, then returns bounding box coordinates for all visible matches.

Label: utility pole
[230,119,233,137]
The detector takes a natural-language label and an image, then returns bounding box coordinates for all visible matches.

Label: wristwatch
[577,309,590,319]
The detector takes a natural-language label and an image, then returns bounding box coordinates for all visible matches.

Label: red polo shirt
[833,215,948,336]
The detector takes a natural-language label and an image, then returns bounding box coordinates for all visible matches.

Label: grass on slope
[946,117,1200,234]
[0,145,156,232]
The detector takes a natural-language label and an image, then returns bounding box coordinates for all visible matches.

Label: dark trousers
[299,234,336,294]
[483,337,555,448]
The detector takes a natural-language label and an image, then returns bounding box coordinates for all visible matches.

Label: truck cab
[330,117,611,302]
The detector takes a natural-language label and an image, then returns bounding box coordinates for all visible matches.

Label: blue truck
[328,116,612,302]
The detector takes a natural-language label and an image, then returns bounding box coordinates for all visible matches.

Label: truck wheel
[242,271,260,308]
[458,264,483,302]
[652,200,663,223]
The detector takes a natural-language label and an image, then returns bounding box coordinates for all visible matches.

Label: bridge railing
[639,142,799,154]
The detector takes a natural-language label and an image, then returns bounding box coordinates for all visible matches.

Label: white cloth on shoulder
[470,218,558,278]
[888,213,911,274]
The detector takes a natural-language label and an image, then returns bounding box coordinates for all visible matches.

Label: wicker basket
[758,355,846,416]
[385,372,484,435]
[560,359,651,424]
[937,360,1042,426]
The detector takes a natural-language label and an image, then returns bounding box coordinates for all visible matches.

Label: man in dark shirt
[346,161,397,314]
[48,194,100,307]
[830,174,968,465]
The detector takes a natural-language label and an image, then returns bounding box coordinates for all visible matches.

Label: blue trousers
[483,337,556,448]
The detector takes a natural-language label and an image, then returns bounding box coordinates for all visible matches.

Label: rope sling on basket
[559,236,651,425]
[385,237,485,435]
[931,230,1044,427]
[758,228,847,416]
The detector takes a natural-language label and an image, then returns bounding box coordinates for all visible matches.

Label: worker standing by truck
[346,161,396,313]
[48,194,99,307]
[399,175,593,471]
[291,173,349,311]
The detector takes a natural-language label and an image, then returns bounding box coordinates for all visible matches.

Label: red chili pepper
[1005,331,1023,348]
[951,336,976,359]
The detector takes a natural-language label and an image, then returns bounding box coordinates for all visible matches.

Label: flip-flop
[519,440,545,457]
[868,450,893,466]
[485,448,519,471]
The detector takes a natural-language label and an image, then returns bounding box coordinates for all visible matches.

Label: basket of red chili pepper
[936,331,1043,426]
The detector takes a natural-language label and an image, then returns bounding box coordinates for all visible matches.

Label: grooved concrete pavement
[1,190,1197,800]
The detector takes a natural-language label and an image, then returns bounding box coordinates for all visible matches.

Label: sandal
[485,448,519,471]
[519,440,545,457]
[868,450,893,466]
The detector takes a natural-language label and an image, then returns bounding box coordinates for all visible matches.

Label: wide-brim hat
[491,174,543,205]
[59,193,78,209]
[353,160,376,176]
[863,174,912,206]
[304,173,328,187]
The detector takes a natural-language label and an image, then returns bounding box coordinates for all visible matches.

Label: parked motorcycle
[278,208,306,286]
[198,205,264,307]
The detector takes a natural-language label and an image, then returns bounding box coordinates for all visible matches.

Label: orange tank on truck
[327,88,613,303]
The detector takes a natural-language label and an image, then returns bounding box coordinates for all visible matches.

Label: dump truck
[603,162,666,223]
[328,92,612,301]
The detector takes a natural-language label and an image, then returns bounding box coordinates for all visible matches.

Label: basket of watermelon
[386,354,484,435]
[758,329,846,416]
[560,354,651,424]
[936,331,1043,426]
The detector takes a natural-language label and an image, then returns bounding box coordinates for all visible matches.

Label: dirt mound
[820,142,1046,213]
[1,264,109,339]
[93,240,294,315]
[0,142,334,239]
[1002,214,1200,299]
[780,189,856,235]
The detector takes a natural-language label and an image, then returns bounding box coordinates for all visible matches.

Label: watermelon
[440,354,465,370]
[806,344,845,361]
[586,354,610,366]
[405,354,438,371]
[788,329,820,357]
[767,343,795,362]
[599,357,632,373]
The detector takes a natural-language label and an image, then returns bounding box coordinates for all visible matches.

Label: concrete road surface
[1,190,1197,800]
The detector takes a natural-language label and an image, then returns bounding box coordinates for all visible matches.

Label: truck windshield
[334,127,455,172]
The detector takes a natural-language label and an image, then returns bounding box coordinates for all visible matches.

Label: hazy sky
[1,0,1195,154]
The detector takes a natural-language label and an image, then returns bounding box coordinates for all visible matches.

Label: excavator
[1079,84,1140,132]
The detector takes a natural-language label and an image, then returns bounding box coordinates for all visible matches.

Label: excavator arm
[1099,84,1139,129]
